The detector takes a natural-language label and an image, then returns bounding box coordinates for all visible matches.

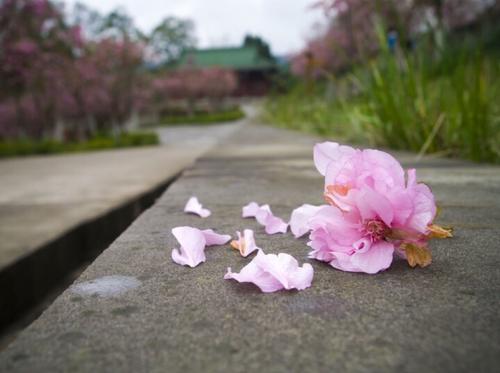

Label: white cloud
[65,0,325,55]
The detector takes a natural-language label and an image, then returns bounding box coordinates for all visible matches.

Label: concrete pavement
[1,122,499,372]
[0,121,241,335]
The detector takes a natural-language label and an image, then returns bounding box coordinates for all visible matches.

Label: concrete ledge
[1,124,499,372]
[0,174,179,335]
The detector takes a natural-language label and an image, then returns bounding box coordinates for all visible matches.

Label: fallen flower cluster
[170,142,452,292]
[305,142,452,273]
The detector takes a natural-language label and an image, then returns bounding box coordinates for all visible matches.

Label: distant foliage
[0,0,147,141]
[292,0,498,76]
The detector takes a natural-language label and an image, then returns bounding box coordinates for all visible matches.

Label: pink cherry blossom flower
[230,229,260,257]
[224,250,314,293]
[171,226,230,267]
[289,204,322,238]
[309,142,451,272]
[242,202,288,234]
[184,196,211,218]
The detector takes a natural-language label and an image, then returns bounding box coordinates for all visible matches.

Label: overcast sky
[65,0,325,55]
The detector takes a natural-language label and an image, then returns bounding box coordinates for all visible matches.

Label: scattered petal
[224,250,313,293]
[184,196,211,218]
[202,229,231,246]
[171,226,207,267]
[242,202,260,218]
[255,205,288,234]
[289,204,322,238]
[230,229,260,257]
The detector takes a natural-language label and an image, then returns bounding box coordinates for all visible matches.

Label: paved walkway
[1,122,499,372]
[0,123,240,271]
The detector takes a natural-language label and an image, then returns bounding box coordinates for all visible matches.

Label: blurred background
[0,0,499,162]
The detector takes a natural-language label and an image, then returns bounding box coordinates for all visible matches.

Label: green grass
[0,131,159,158]
[263,34,500,163]
[157,107,245,125]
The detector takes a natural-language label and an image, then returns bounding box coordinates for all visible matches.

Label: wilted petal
[171,226,207,267]
[242,202,260,218]
[224,250,313,293]
[184,196,211,218]
[289,204,322,238]
[202,229,231,246]
[230,229,260,257]
[401,242,432,268]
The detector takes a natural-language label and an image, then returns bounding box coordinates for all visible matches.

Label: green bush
[0,131,160,158]
[264,34,500,163]
[158,107,245,125]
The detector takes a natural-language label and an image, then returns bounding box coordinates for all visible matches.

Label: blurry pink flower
[230,229,260,257]
[224,250,314,293]
[171,226,230,267]
[184,196,211,218]
[242,202,288,234]
[289,204,322,238]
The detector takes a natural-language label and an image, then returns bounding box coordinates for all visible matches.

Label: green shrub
[158,107,245,125]
[0,131,160,158]
[263,36,500,163]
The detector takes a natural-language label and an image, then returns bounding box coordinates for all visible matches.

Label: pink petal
[254,204,272,225]
[224,264,283,293]
[329,252,363,272]
[351,241,394,274]
[255,205,288,234]
[314,142,355,176]
[403,169,436,234]
[263,215,288,234]
[242,202,260,218]
[405,183,436,234]
[184,196,211,218]
[355,187,394,226]
[255,251,313,290]
[201,229,231,246]
[224,250,313,293]
[289,204,322,238]
[232,229,260,257]
[171,226,207,267]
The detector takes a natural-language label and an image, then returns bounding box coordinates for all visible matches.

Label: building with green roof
[176,44,277,96]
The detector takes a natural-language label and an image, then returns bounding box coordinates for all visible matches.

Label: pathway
[1,122,499,372]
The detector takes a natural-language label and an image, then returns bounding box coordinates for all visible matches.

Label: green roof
[176,46,275,71]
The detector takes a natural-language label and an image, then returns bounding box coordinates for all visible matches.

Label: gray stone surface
[0,123,240,271]
[1,123,499,372]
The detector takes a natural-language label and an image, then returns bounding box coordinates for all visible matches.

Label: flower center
[364,219,388,242]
